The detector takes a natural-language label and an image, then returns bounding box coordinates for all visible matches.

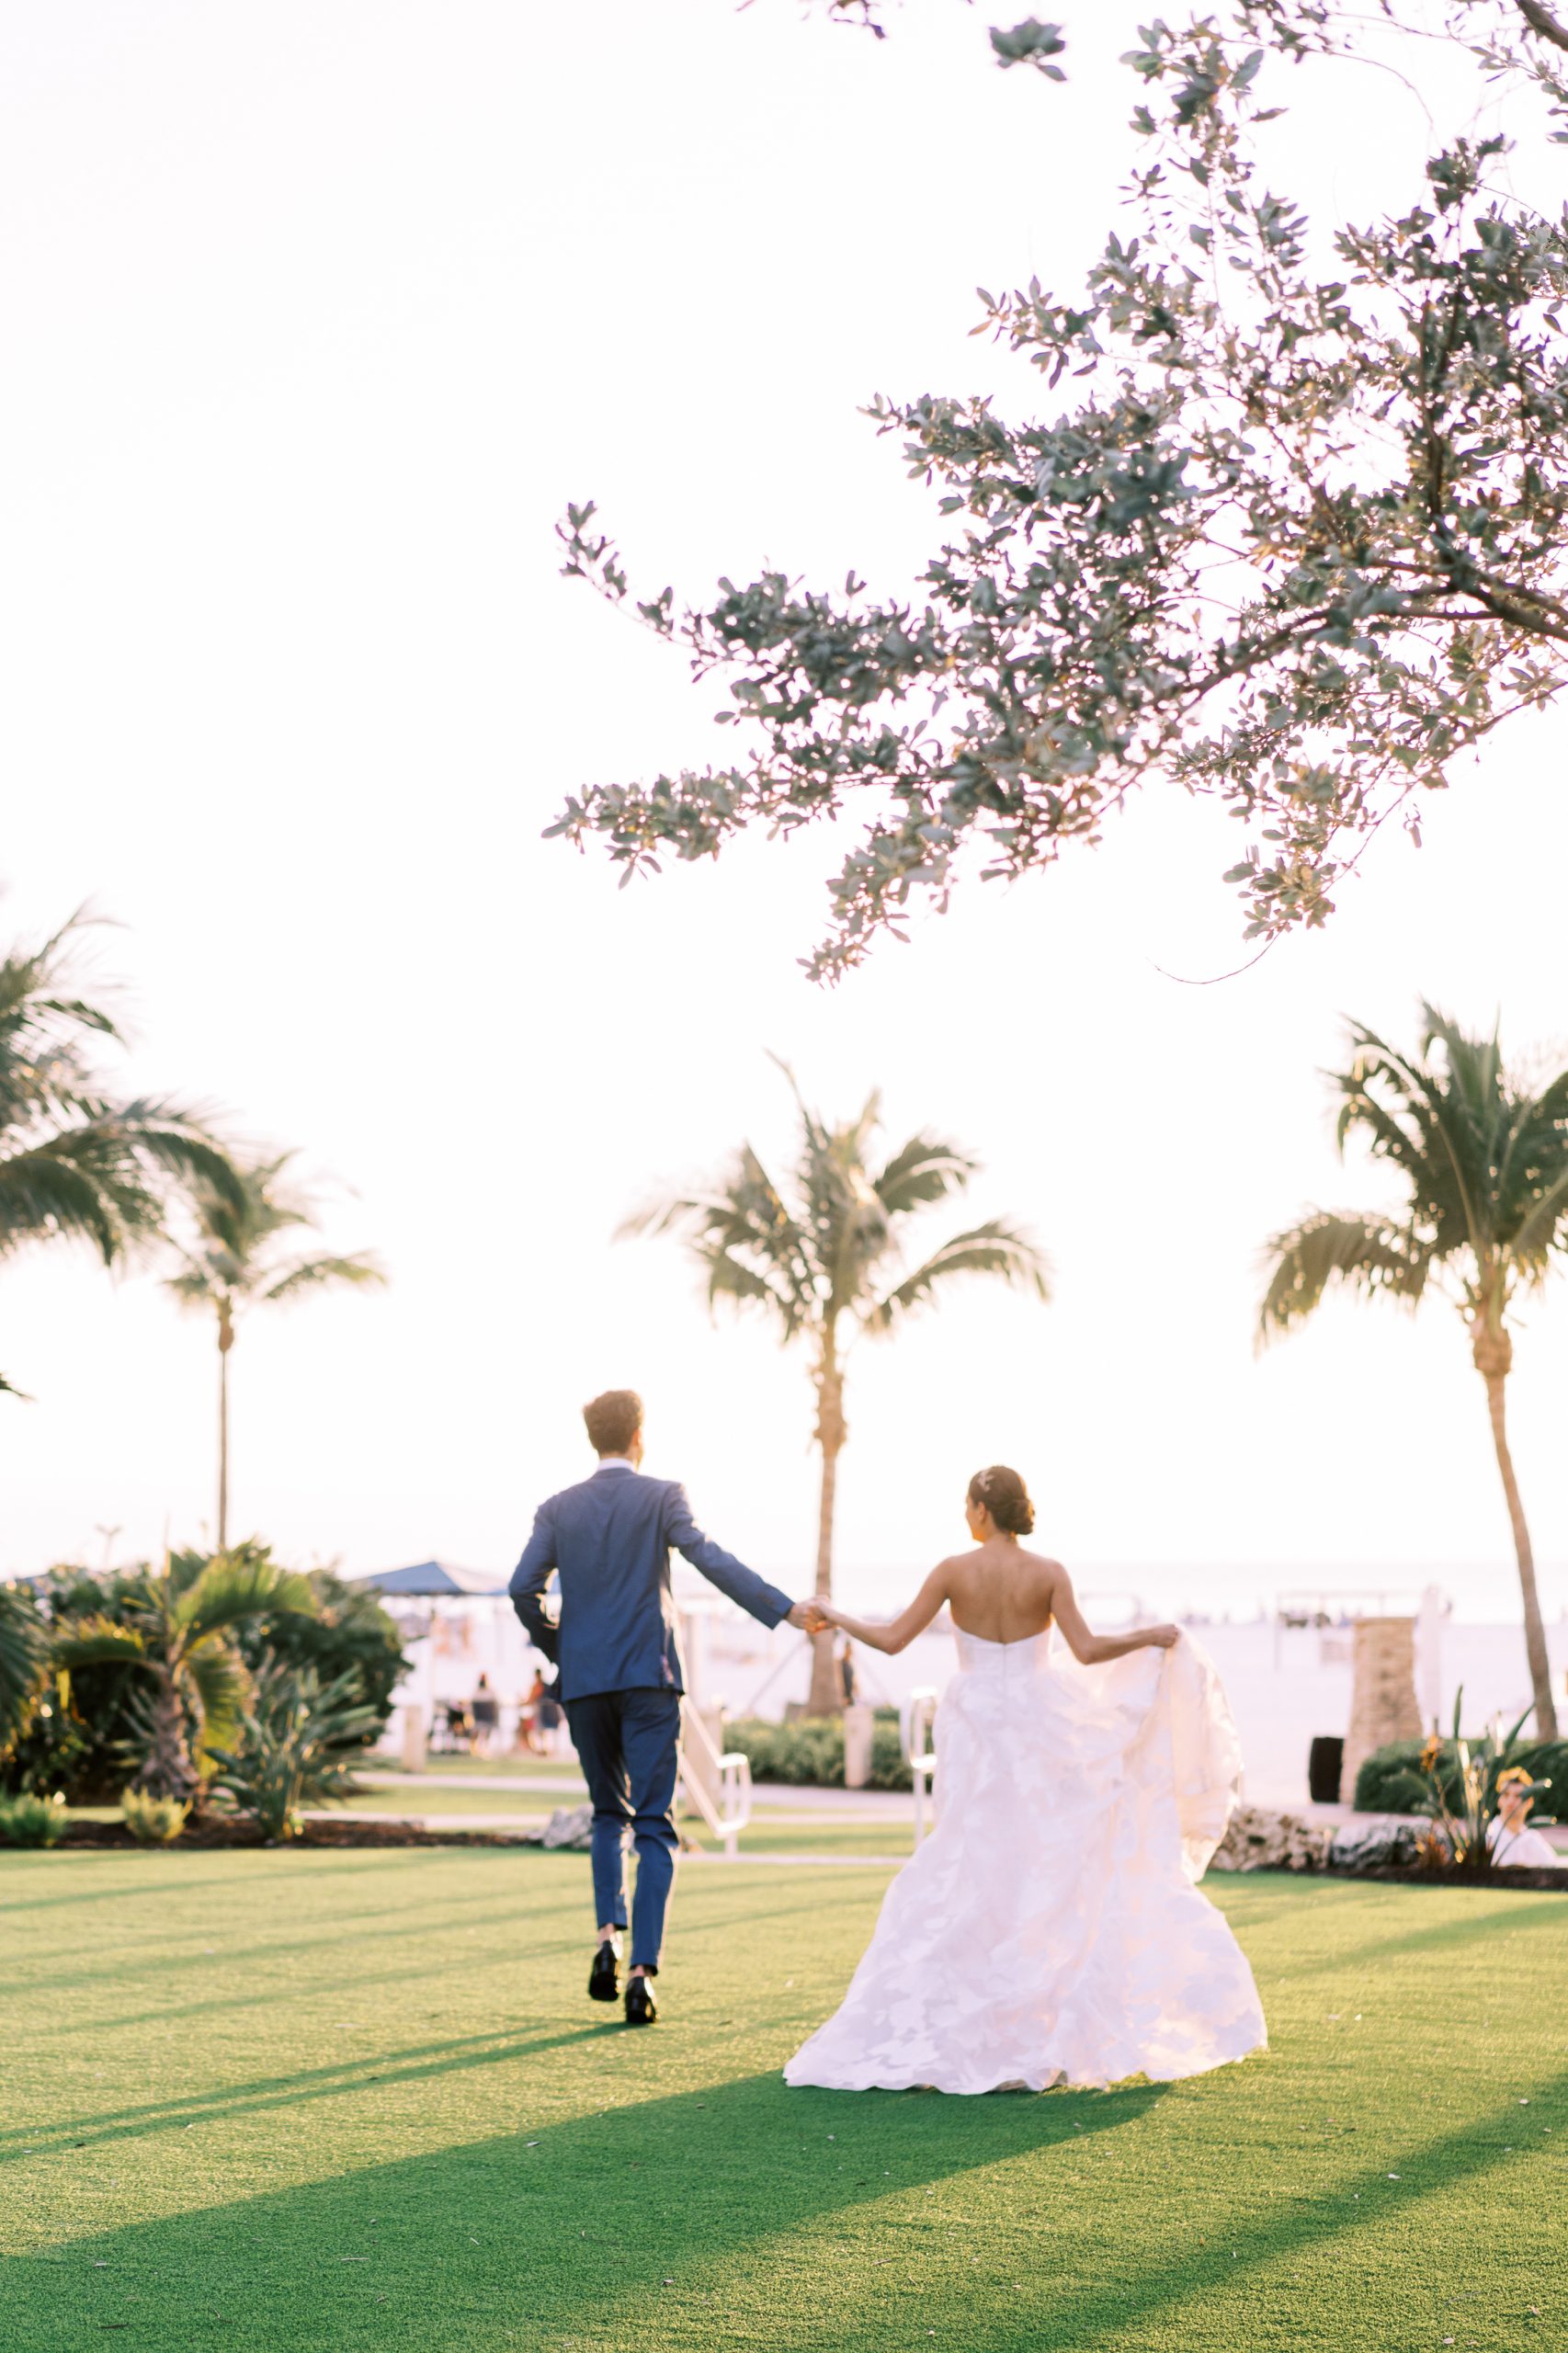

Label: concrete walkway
[359,1768,914,1819]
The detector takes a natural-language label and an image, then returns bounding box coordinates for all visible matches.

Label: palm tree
[165,1154,386,1550]
[624,1062,1050,1714]
[0,910,242,1395]
[51,1544,317,1801]
[1260,1006,1568,1739]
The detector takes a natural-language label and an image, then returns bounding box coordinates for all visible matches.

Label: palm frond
[861,1221,1051,1334]
[1508,1164,1568,1267]
[107,1100,244,1212]
[174,1553,316,1641]
[700,1249,808,1333]
[621,1146,823,1325]
[186,1638,251,1757]
[1258,1211,1430,1341]
[51,1618,153,1672]
[258,1251,387,1307]
[0,1143,123,1263]
[872,1131,979,1215]
[0,1101,240,1266]
[0,1583,47,1750]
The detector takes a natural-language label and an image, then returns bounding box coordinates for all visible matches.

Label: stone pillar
[843,1702,874,1790]
[1340,1617,1421,1805]
[400,1702,428,1774]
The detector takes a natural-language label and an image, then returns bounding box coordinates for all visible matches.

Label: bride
[785,1464,1267,2096]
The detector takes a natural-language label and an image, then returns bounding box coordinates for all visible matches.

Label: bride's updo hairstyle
[969,1464,1035,1536]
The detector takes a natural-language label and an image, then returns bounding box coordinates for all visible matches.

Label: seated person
[1487,1767,1561,1868]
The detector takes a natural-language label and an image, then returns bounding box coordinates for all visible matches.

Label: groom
[509,1389,821,2026]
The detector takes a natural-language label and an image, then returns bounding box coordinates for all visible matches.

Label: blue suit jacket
[508,1464,793,1703]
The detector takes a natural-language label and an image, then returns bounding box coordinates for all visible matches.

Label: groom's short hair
[584,1389,643,1456]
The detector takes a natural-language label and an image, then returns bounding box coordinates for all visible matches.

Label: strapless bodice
[951,1626,1054,1678]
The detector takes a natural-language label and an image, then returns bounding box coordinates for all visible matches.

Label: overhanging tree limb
[550,3,1568,978]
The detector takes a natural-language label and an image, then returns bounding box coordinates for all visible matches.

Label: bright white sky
[3,1,1564,1623]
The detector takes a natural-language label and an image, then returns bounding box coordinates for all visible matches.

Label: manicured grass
[326,1783,573,1817]
[684,1816,915,1859]
[2,1851,1562,2352]
[307,1783,915,1856]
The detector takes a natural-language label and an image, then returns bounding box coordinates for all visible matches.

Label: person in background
[1487,1767,1561,1868]
[517,1667,547,1756]
[837,1641,858,1708]
[472,1670,499,1756]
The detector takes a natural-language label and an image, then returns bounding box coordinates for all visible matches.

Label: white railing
[677,1705,755,1859]
[902,1687,938,1847]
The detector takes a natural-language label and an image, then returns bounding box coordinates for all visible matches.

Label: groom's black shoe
[624,1974,658,2028]
[588,1939,622,2004]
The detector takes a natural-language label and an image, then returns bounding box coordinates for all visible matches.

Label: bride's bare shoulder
[1020,1547,1066,1577]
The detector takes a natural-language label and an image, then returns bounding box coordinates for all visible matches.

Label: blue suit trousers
[564,1688,682,1972]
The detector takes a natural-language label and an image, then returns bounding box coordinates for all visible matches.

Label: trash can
[1308,1735,1344,1805]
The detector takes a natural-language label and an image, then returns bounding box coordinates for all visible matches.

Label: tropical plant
[1260,1006,1568,1737]
[623,1062,1049,1712]
[0,1792,67,1847]
[164,1153,385,1548]
[2,1569,148,1802]
[551,5,1568,978]
[235,1567,406,1733]
[1405,1692,1551,1875]
[1356,1733,1567,1818]
[119,1788,189,1846]
[210,1665,381,1843]
[0,1581,47,1758]
[50,1544,317,1802]
[0,909,241,1395]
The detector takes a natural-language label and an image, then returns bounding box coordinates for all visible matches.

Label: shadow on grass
[0,2024,623,2161]
[6,2064,1169,2352]
[13,2052,1564,2353]
[1271,1884,1568,1980]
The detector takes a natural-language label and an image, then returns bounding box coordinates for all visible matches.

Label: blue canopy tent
[349,1560,537,1764]
[354,1560,508,1598]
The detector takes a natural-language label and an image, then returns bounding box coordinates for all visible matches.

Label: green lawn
[294,1785,914,1858]
[326,1783,574,1817]
[2,1852,1562,2352]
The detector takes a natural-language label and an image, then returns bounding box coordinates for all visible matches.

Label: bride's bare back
[944,1538,1062,1644]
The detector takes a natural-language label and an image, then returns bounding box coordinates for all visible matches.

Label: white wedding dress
[784,1627,1266,2095]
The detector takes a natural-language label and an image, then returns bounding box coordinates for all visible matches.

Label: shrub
[10,1560,211,1801]
[0,1791,67,1847]
[723,1709,914,1792]
[4,1552,394,1804]
[210,1665,382,1843]
[120,1788,189,1846]
[236,1567,406,1733]
[0,1665,94,1799]
[0,1580,47,1756]
[1356,1736,1566,1819]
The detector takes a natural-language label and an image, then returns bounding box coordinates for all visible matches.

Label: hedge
[722,1708,914,1792]
[1354,1735,1566,1817]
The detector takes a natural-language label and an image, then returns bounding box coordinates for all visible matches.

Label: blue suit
[509,1462,791,1969]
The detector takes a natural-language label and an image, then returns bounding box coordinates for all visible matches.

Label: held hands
[789,1598,835,1634]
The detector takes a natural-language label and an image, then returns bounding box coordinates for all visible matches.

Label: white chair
[901,1688,938,1846]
